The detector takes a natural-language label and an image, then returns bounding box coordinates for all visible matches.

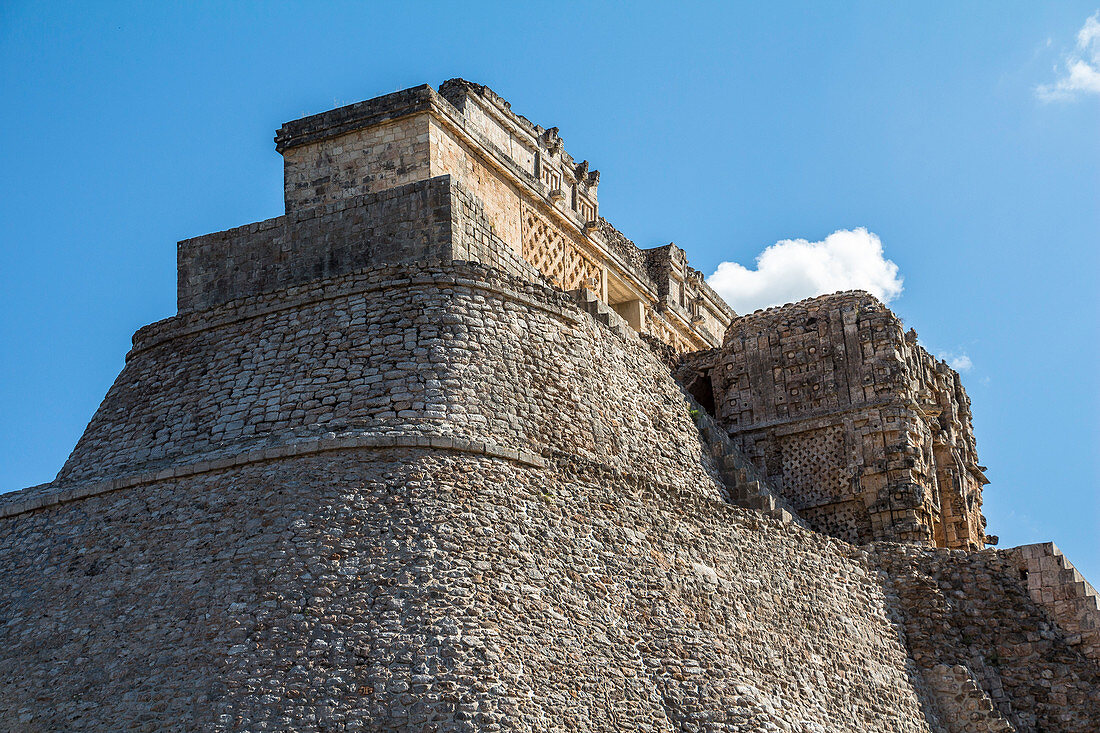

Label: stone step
[569,287,598,306]
[749,493,777,512]
[1075,592,1100,612]
[767,507,795,524]
[1012,542,1100,664]
[569,288,632,340]
[681,390,805,528]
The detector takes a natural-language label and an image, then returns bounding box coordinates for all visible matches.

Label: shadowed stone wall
[177,176,536,315]
[873,545,1100,731]
[1006,542,1100,663]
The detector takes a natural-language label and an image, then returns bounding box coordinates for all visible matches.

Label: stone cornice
[274,84,436,153]
[0,432,549,521]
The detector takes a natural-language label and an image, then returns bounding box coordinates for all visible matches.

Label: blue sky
[1,2,1097,579]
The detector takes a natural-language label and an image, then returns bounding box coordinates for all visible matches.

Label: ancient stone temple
[679,291,990,550]
[1,79,1097,732]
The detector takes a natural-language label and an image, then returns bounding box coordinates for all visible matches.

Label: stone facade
[58,261,726,500]
[0,80,1096,731]
[679,291,990,550]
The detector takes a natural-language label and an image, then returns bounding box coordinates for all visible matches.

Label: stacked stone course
[1007,542,1100,662]
[0,79,1096,730]
[2,451,943,731]
[60,261,726,503]
[873,545,1100,730]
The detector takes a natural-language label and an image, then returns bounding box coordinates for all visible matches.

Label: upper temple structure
[180,79,733,352]
[1,80,1097,731]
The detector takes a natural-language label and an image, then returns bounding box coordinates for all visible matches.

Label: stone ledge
[0,433,548,521]
[134,265,583,357]
[274,85,436,153]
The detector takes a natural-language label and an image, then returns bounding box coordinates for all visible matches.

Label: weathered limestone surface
[278,91,433,212]
[1006,542,1100,662]
[58,262,725,499]
[1,79,1096,731]
[178,176,533,314]
[3,450,942,732]
[4,258,1093,730]
[680,291,989,550]
[268,78,734,351]
[874,545,1100,731]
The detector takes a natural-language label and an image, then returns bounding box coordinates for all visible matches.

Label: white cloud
[939,352,974,373]
[1036,12,1100,101]
[706,227,903,314]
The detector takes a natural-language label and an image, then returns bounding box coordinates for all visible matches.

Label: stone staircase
[1008,542,1100,662]
[691,405,807,527]
[569,287,805,528]
[570,287,633,339]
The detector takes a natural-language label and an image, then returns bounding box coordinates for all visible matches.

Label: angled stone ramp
[691,404,807,527]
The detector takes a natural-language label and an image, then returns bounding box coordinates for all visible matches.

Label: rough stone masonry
[0,79,1096,732]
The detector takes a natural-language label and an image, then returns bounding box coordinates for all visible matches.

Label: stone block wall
[4,265,1097,729]
[5,254,989,731]
[921,664,1015,733]
[873,544,1100,731]
[1006,542,1100,662]
[7,78,1097,730]
[269,79,732,351]
[679,291,988,549]
[177,177,455,313]
[4,446,947,732]
[58,262,726,507]
[276,88,434,212]
[644,242,733,344]
[428,107,524,247]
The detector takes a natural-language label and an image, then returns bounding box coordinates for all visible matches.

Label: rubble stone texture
[0,80,1096,731]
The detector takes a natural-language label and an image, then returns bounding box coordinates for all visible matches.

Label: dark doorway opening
[686,372,716,417]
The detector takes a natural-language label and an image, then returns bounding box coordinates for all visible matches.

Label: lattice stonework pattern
[801,500,864,544]
[566,246,601,292]
[522,205,565,285]
[521,203,600,291]
[777,425,848,507]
